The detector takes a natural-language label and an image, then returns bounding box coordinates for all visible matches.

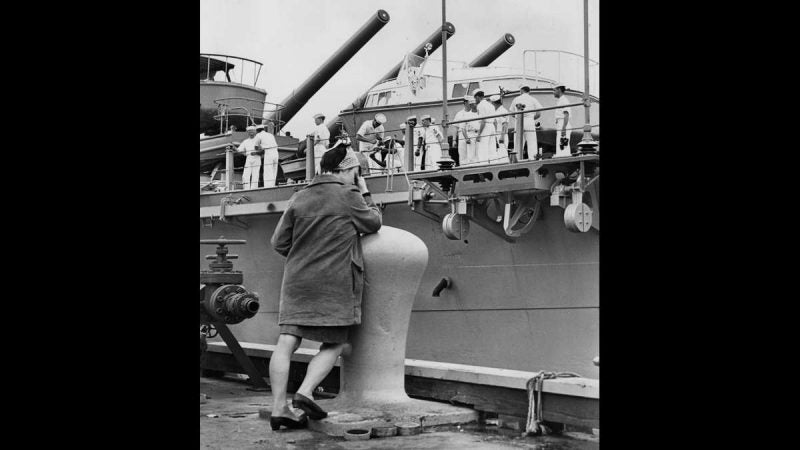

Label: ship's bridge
[200,54,269,136]
[200,54,264,88]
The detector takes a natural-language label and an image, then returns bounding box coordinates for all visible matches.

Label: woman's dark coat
[271,174,382,326]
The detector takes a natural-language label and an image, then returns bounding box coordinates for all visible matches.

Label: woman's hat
[336,149,361,170]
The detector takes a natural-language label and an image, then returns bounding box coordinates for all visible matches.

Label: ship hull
[200,172,599,378]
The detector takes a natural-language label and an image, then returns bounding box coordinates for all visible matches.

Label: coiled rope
[525,371,582,435]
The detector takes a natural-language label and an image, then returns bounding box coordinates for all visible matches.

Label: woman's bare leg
[269,333,301,417]
[295,342,345,398]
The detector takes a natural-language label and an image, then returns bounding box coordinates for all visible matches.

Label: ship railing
[200,53,264,87]
[213,97,286,133]
[522,50,599,97]
[202,105,598,192]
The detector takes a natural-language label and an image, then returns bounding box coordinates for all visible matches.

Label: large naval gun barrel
[265,9,390,129]
[467,33,515,67]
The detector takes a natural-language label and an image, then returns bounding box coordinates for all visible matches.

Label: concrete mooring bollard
[307,226,478,436]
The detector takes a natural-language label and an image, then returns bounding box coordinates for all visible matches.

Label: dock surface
[200,376,599,449]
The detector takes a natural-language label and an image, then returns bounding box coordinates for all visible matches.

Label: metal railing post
[515,110,524,161]
[306,134,315,181]
[578,0,598,153]
[405,122,414,170]
[225,145,234,191]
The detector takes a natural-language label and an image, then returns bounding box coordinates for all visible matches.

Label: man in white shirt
[474,90,496,165]
[453,96,479,166]
[491,95,510,164]
[356,113,387,175]
[511,85,542,160]
[553,83,572,158]
[311,113,330,175]
[255,122,279,187]
[418,115,444,170]
[238,125,261,190]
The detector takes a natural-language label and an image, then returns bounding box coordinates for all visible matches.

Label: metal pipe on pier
[467,33,515,67]
[265,10,390,129]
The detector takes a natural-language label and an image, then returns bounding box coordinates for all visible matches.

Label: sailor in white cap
[417,114,444,170]
[511,85,543,160]
[490,95,510,164]
[255,121,279,187]
[238,125,262,190]
[310,113,330,175]
[474,90,497,165]
[355,113,387,174]
[553,83,572,157]
[453,96,479,166]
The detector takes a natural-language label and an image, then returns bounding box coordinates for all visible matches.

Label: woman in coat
[267,141,382,430]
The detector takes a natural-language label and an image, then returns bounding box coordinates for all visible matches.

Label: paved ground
[200,376,599,449]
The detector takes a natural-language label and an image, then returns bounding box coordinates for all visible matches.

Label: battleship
[200,0,599,442]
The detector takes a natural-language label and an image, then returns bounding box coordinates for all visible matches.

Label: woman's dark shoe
[292,393,328,420]
[270,414,308,431]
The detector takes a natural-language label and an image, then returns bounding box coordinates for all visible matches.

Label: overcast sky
[200,0,599,137]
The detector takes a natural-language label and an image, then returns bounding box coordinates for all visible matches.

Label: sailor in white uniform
[255,123,279,187]
[511,85,542,160]
[418,114,444,170]
[238,125,261,190]
[453,96,479,166]
[311,113,330,174]
[356,113,387,174]
[491,95,510,164]
[474,90,497,165]
[553,83,572,158]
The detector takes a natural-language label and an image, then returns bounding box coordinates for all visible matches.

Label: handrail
[200,53,264,86]
[522,50,598,92]
[213,97,286,113]
[523,50,599,66]
[200,53,264,68]
[211,97,290,133]
[446,102,586,127]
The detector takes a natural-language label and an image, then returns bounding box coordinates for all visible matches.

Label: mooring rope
[525,371,582,435]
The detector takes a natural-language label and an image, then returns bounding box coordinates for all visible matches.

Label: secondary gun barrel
[266,9,390,129]
[467,33,515,67]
